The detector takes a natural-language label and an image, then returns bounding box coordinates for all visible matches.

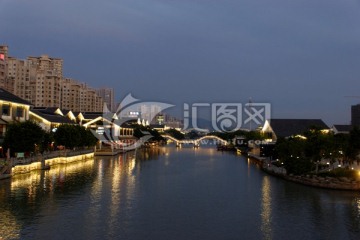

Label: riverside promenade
[248,153,360,191]
[0,148,94,179]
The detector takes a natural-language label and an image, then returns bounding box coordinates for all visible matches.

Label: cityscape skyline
[0,45,109,113]
[1,43,358,127]
[1,42,359,127]
[2,0,360,125]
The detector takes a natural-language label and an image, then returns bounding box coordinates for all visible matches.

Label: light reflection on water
[0,209,21,240]
[0,146,360,240]
[261,176,272,240]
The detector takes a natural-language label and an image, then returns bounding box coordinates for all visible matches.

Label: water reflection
[135,147,163,162]
[109,154,121,237]
[82,149,164,237]
[0,209,21,240]
[1,147,360,240]
[261,176,273,240]
[0,159,97,239]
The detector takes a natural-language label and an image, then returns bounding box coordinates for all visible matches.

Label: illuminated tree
[3,121,47,155]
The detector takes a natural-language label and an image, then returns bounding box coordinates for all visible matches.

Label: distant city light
[129,111,139,116]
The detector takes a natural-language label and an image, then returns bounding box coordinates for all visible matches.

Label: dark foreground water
[1,146,360,240]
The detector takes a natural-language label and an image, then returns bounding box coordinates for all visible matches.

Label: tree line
[2,121,97,157]
[273,127,360,175]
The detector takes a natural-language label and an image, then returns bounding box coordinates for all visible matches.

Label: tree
[211,130,264,142]
[3,121,46,155]
[274,137,312,175]
[244,131,265,141]
[84,128,98,147]
[303,129,333,162]
[186,130,200,139]
[133,124,163,141]
[325,133,348,163]
[54,124,81,149]
[41,131,54,153]
[54,124,98,149]
[273,126,360,175]
[165,128,185,140]
[344,127,360,164]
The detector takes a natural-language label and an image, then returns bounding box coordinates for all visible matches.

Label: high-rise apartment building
[0,46,11,92]
[61,79,103,112]
[96,88,115,112]
[80,84,103,112]
[0,45,104,112]
[7,57,36,103]
[351,104,360,127]
[8,54,62,108]
[27,55,63,78]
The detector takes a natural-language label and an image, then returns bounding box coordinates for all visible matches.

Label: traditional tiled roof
[82,112,104,120]
[150,124,165,129]
[0,88,32,105]
[33,107,58,111]
[30,110,74,124]
[61,109,71,115]
[268,119,329,138]
[333,124,353,133]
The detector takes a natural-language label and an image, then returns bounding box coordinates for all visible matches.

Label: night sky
[1,0,360,125]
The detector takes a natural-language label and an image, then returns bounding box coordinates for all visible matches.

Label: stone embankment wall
[284,174,360,190]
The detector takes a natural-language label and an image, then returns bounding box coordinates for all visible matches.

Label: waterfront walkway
[0,148,94,179]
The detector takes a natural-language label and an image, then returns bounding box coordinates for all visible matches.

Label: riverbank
[0,149,94,179]
[248,154,360,191]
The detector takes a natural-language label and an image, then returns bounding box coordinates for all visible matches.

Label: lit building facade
[7,57,35,103]
[61,79,103,112]
[0,88,31,141]
[27,54,63,79]
[0,46,12,92]
[0,45,104,112]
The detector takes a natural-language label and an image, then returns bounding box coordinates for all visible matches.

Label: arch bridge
[162,134,228,147]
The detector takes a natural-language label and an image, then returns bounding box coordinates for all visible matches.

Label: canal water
[1,146,360,240]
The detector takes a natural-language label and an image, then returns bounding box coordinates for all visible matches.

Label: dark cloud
[1,0,360,124]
